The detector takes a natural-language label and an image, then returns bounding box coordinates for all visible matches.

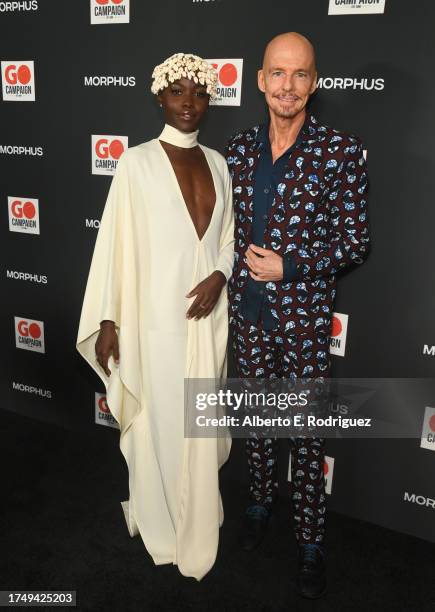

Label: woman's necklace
[158,123,199,148]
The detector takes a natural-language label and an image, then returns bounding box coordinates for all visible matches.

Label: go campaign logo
[14,316,45,353]
[91,135,128,175]
[206,59,243,106]
[420,406,435,451]
[288,454,335,495]
[323,456,334,494]
[95,392,118,428]
[1,61,35,101]
[328,0,386,15]
[329,312,348,357]
[90,0,129,24]
[8,197,39,234]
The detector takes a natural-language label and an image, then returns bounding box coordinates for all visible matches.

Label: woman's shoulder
[117,139,161,169]
[125,139,158,157]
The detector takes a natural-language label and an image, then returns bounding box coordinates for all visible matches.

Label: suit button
[264,188,269,194]
[259,289,264,295]
[263,214,268,220]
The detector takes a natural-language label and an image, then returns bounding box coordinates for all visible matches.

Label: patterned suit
[225,114,370,544]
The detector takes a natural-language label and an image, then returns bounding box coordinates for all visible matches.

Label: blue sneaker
[296,543,327,599]
[239,505,271,552]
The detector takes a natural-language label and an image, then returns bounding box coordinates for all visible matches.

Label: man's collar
[255,113,316,147]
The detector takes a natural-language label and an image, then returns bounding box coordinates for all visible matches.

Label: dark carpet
[1,407,434,612]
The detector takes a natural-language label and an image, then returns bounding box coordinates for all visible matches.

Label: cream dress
[76,134,234,580]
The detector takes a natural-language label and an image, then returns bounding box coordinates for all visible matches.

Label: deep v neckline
[157,139,217,243]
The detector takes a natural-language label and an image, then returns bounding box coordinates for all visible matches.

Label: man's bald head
[258,32,318,121]
[262,32,316,75]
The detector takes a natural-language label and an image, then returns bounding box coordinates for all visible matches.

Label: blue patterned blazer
[224,114,370,338]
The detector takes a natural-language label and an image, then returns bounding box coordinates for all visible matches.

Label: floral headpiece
[151,53,218,100]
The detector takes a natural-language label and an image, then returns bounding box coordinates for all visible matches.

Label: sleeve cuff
[282,254,298,282]
[214,267,230,282]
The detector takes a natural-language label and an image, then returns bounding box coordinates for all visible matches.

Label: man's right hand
[95,320,119,376]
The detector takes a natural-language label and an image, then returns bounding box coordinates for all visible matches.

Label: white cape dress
[76,138,234,580]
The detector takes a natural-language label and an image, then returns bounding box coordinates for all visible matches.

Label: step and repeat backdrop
[1,0,435,543]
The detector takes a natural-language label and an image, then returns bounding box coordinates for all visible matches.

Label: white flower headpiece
[151,52,218,100]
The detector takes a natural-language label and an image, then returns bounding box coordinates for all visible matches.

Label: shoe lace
[246,505,269,520]
[301,544,323,569]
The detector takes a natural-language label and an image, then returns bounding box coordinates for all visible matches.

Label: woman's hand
[186,271,227,320]
[95,320,119,376]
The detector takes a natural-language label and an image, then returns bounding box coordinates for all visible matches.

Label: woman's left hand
[186,271,227,320]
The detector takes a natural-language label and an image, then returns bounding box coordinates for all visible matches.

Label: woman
[76,53,234,580]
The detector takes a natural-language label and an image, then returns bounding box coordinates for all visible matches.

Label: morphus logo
[317,77,384,91]
[0,145,42,156]
[328,0,386,15]
[403,491,435,509]
[288,454,334,495]
[206,59,243,107]
[91,135,128,175]
[7,270,47,283]
[12,381,51,398]
[84,75,135,87]
[420,406,435,451]
[0,1,38,11]
[8,197,39,234]
[15,316,45,353]
[90,0,129,24]
[1,61,35,101]
[95,392,119,428]
[329,312,348,357]
[85,218,100,229]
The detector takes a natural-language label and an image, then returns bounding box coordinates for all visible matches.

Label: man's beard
[270,95,303,119]
[275,108,299,118]
[273,105,301,119]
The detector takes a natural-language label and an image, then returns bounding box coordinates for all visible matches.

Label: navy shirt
[239,116,309,330]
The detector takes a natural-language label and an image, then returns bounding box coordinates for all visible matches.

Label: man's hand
[245,244,284,281]
[95,320,119,376]
[186,271,227,320]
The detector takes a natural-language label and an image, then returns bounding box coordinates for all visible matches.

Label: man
[225,33,369,598]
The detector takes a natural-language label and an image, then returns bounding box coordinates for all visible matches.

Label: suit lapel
[269,115,322,212]
[232,115,321,248]
[232,132,262,242]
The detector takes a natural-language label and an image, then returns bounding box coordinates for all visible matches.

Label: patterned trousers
[231,311,330,545]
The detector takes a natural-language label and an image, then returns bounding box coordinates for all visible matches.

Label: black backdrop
[1,0,435,544]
